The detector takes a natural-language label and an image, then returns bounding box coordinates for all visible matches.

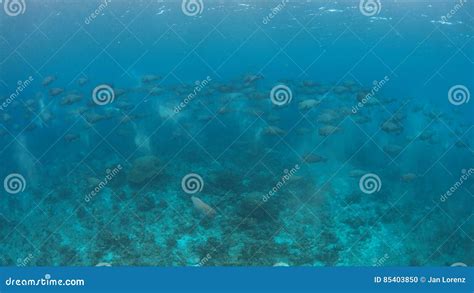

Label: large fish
[191,196,216,217]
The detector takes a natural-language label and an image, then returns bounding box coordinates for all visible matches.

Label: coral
[136,193,157,212]
[127,155,162,185]
[237,191,273,221]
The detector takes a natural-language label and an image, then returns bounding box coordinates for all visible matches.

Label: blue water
[0,0,473,266]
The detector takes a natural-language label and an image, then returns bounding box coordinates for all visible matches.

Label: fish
[349,169,367,178]
[87,177,101,188]
[64,133,80,142]
[40,111,54,123]
[401,173,418,182]
[333,85,350,94]
[191,196,216,217]
[342,80,357,89]
[71,107,88,116]
[141,74,161,84]
[425,110,443,120]
[115,101,134,111]
[381,119,403,134]
[218,106,232,115]
[42,75,56,86]
[303,153,327,163]
[217,84,235,93]
[356,91,380,106]
[114,88,127,98]
[148,87,163,96]
[383,144,403,156]
[119,114,146,123]
[301,80,319,88]
[77,77,88,86]
[356,91,369,102]
[264,126,286,136]
[243,74,264,84]
[354,115,371,124]
[60,94,82,105]
[419,130,435,141]
[298,99,321,111]
[319,125,341,137]
[392,112,406,123]
[24,99,36,107]
[49,88,64,97]
[317,110,339,124]
[84,112,108,124]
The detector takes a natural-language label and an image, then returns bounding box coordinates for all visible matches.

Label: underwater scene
[0,0,473,267]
